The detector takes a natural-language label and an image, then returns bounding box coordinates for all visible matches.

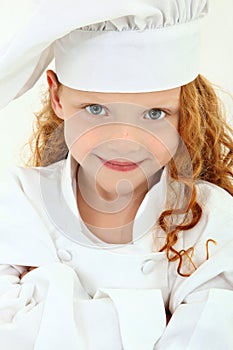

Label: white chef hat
[0,0,209,109]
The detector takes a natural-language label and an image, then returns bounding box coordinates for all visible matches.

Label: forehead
[61,85,181,106]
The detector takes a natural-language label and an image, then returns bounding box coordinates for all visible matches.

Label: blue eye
[83,104,166,120]
[144,109,166,120]
[85,104,107,116]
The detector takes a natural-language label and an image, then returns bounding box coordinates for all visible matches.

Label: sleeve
[77,288,166,350]
[0,262,167,350]
[154,239,233,350]
[0,263,88,350]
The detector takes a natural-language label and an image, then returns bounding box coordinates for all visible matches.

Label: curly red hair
[157,75,233,276]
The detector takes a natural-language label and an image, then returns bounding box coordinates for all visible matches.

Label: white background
[0,0,232,177]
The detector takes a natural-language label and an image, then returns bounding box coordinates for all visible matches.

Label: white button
[57,249,73,262]
[141,259,156,274]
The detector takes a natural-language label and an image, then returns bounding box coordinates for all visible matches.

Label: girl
[0,1,233,349]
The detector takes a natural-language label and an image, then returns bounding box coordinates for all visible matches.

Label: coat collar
[61,152,168,247]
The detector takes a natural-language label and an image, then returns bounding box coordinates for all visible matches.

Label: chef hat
[0,0,209,109]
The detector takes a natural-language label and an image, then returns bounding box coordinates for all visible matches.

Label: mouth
[97,156,144,172]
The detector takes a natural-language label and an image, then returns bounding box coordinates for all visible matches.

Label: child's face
[47,70,180,195]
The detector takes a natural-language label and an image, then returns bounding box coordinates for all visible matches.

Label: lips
[106,160,137,166]
[98,156,141,165]
[97,156,143,172]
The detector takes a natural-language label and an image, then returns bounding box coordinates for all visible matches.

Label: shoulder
[0,159,66,196]
[0,158,69,229]
[5,158,65,184]
[0,162,64,265]
[196,180,233,215]
[180,180,233,254]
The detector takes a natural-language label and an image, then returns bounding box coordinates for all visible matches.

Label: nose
[107,123,136,139]
[121,128,128,138]
[106,124,141,154]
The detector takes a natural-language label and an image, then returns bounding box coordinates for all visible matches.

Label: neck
[75,166,162,244]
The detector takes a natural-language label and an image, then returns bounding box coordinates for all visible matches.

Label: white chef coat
[0,152,233,350]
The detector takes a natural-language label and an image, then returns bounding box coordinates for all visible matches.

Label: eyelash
[82,104,167,120]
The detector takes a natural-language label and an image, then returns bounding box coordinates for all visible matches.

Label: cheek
[142,122,180,165]
[63,112,102,162]
[148,135,179,165]
[68,129,102,163]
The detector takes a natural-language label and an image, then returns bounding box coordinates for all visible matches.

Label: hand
[20,266,37,279]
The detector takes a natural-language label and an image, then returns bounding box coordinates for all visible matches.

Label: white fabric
[0,153,233,349]
[54,18,201,93]
[0,0,208,109]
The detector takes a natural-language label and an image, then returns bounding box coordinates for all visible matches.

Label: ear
[46,70,64,119]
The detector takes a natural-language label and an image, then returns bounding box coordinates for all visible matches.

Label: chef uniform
[0,150,233,350]
[1,0,233,349]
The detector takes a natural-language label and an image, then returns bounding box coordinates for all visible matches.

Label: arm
[0,264,43,350]
[1,264,153,350]
[0,263,89,350]
[155,288,233,349]
[154,241,233,350]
